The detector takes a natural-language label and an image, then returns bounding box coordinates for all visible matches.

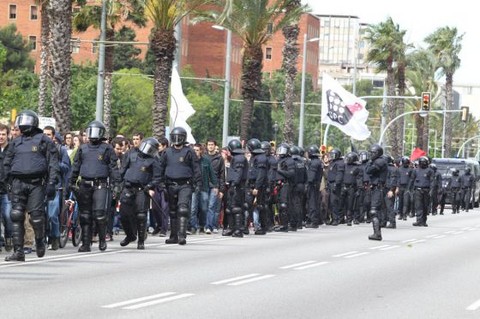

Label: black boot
[232,213,244,238]
[97,221,107,251]
[222,214,233,236]
[78,225,92,252]
[368,217,382,241]
[178,216,188,245]
[165,217,178,244]
[137,216,146,250]
[35,238,46,258]
[5,246,25,262]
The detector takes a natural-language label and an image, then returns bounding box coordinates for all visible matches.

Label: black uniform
[71,142,120,251]
[460,169,474,211]
[327,157,345,225]
[385,161,399,228]
[245,151,268,234]
[306,156,323,227]
[411,159,435,226]
[3,130,59,261]
[397,163,413,220]
[226,151,248,237]
[430,167,442,215]
[365,145,387,241]
[265,151,278,229]
[445,170,462,214]
[342,160,360,226]
[291,154,307,230]
[275,155,295,231]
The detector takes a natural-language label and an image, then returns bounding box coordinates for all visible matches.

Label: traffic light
[461,106,469,122]
[421,92,431,111]
[320,145,327,154]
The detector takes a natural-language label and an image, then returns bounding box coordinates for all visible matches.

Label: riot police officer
[460,166,474,212]
[305,145,323,228]
[358,150,371,223]
[445,168,462,214]
[327,149,345,225]
[3,110,59,262]
[274,143,295,232]
[411,156,435,227]
[224,139,248,237]
[396,156,413,221]
[70,120,121,252]
[261,141,277,231]
[119,138,162,249]
[365,144,388,240]
[290,146,307,230]
[385,155,398,228]
[342,152,361,226]
[429,163,442,215]
[245,138,269,235]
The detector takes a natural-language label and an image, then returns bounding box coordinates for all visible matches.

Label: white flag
[321,73,371,141]
[170,67,196,144]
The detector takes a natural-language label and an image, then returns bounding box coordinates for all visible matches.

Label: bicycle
[59,192,82,248]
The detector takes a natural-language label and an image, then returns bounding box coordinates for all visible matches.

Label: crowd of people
[0,109,476,262]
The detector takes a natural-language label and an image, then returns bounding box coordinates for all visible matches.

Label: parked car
[432,158,480,207]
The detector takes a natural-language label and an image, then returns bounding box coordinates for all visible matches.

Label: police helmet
[430,163,437,171]
[15,110,39,134]
[139,137,160,157]
[451,168,459,176]
[247,138,264,154]
[329,149,341,161]
[307,145,320,158]
[345,152,359,164]
[260,141,271,153]
[418,156,429,168]
[276,143,290,157]
[358,150,369,163]
[298,146,305,157]
[384,154,394,164]
[401,156,411,167]
[170,127,187,146]
[369,144,383,161]
[86,120,106,142]
[228,139,243,154]
[290,145,301,156]
[465,166,472,174]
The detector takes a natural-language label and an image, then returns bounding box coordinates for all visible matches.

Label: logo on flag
[321,73,371,141]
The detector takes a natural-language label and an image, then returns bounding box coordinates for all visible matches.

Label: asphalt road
[2,208,480,319]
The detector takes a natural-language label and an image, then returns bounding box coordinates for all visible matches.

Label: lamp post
[273,121,279,146]
[299,34,320,148]
[95,0,107,122]
[212,25,232,147]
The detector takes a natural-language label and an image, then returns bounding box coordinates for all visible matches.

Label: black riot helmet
[358,150,369,163]
[228,139,244,154]
[139,137,160,157]
[345,151,359,164]
[170,127,187,146]
[290,145,301,156]
[418,156,429,168]
[430,163,437,172]
[329,148,341,161]
[465,166,472,174]
[307,145,320,158]
[401,156,411,167]
[15,110,39,135]
[276,143,290,157]
[369,144,384,161]
[298,146,305,157]
[451,168,459,176]
[86,120,106,143]
[260,141,271,153]
[247,138,264,154]
[384,154,394,164]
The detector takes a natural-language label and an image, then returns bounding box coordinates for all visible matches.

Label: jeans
[47,190,61,238]
[205,189,220,230]
[0,193,12,246]
[190,190,208,230]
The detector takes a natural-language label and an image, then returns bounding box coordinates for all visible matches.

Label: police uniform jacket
[70,142,120,183]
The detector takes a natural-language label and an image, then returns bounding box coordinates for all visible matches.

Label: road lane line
[402,239,418,243]
[280,261,316,269]
[369,245,391,250]
[123,293,194,310]
[424,234,440,238]
[211,274,260,285]
[408,239,426,244]
[452,231,465,235]
[466,299,480,311]
[103,292,176,308]
[333,251,358,257]
[294,262,330,270]
[228,275,275,286]
[379,245,400,251]
[431,235,446,239]
[444,231,456,234]
[344,252,370,258]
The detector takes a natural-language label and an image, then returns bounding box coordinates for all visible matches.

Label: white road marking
[369,245,391,250]
[227,274,275,286]
[431,235,446,239]
[280,261,317,269]
[333,251,358,257]
[466,298,480,311]
[452,231,465,235]
[211,273,260,285]
[424,234,440,238]
[444,231,456,234]
[294,262,330,270]
[344,252,370,258]
[379,245,400,251]
[402,239,418,243]
[123,293,194,310]
[408,239,426,244]
[103,292,176,308]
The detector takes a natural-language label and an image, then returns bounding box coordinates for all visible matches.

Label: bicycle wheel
[59,207,69,248]
[72,224,82,247]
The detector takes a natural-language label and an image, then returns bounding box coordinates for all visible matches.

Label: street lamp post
[273,121,279,146]
[299,34,320,148]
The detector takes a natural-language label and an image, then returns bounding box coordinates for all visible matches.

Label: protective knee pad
[177,204,190,218]
[232,207,243,215]
[29,210,45,228]
[93,210,107,224]
[136,212,147,223]
[169,212,177,220]
[225,208,232,215]
[80,211,91,225]
[369,209,378,218]
[243,202,250,211]
[10,208,25,223]
[279,203,288,211]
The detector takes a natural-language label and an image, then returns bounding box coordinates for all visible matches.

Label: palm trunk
[38,3,50,116]
[103,28,115,138]
[444,73,454,157]
[386,66,396,154]
[48,0,72,133]
[281,24,299,145]
[396,64,406,158]
[240,45,263,141]
[151,28,176,139]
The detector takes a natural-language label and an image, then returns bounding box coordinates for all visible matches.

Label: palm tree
[73,0,146,136]
[37,0,50,116]
[425,26,463,157]
[281,0,306,144]
[144,0,213,139]
[219,0,305,141]
[48,0,72,133]
[365,17,407,157]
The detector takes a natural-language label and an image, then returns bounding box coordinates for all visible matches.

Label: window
[29,36,37,51]
[91,43,97,54]
[265,47,272,60]
[9,5,17,19]
[71,38,80,54]
[30,6,38,20]
[267,23,273,35]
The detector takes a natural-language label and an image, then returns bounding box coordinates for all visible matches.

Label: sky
[304,0,478,85]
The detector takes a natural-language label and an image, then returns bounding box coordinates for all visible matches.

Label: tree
[73,0,147,137]
[0,43,6,70]
[48,0,73,133]
[365,17,407,158]
[425,26,463,157]
[37,0,50,116]
[113,26,143,70]
[218,0,306,141]
[0,24,34,72]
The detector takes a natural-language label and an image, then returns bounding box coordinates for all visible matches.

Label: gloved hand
[113,184,122,197]
[144,184,154,193]
[46,183,56,200]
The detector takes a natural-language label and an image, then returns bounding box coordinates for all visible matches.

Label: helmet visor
[170,134,185,146]
[86,126,104,140]
[277,145,288,156]
[15,114,36,127]
[139,141,158,157]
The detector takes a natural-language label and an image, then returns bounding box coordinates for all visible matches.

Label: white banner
[169,67,196,144]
